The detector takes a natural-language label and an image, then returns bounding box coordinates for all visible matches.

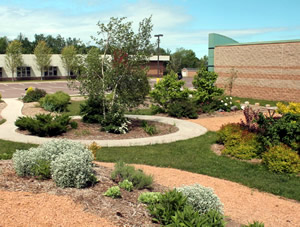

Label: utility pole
[154,34,163,77]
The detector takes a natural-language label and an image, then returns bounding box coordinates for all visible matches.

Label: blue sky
[1,0,300,57]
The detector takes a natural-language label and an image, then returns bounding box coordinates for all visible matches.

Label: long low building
[208,33,300,102]
[0,54,170,81]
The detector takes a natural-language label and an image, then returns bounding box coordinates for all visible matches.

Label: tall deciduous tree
[34,41,52,80]
[166,48,199,73]
[73,17,153,132]
[5,40,23,81]
[61,45,78,77]
[0,37,9,54]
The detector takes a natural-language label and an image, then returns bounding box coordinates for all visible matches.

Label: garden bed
[16,118,178,140]
[0,160,165,226]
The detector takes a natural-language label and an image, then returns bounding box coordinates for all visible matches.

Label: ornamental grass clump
[176,184,224,215]
[12,139,97,188]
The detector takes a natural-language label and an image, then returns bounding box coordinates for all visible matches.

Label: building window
[44,66,58,77]
[17,67,31,77]
[0,67,2,77]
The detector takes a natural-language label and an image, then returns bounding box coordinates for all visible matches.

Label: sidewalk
[0,98,207,146]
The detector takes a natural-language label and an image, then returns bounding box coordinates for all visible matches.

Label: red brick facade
[214,42,300,102]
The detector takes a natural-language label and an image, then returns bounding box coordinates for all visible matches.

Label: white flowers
[221,100,224,103]
[224,103,228,106]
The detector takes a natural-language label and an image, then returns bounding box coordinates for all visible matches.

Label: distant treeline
[0,33,96,54]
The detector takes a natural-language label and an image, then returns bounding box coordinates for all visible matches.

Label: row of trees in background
[0,34,93,54]
[4,40,79,81]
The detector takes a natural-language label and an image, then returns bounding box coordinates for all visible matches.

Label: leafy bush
[39,91,70,112]
[217,123,262,159]
[51,148,96,188]
[256,113,300,153]
[150,72,190,113]
[101,107,131,134]
[103,186,121,198]
[170,206,226,227]
[13,139,97,188]
[192,69,224,107]
[262,144,300,174]
[30,159,51,180]
[23,88,47,103]
[111,161,153,189]
[176,184,223,215]
[15,113,71,137]
[119,179,133,191]
[141,120,158,135]
[80,97,107,123]
[138,192,162,204]
[277,102,300,115]
[167,99,198,119]
[147,189,187,225]
[242,221,265,227]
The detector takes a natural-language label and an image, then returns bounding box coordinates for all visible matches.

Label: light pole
[154,34,163,77]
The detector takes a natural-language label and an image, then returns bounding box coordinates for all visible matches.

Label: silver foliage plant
[12,139,95,188]
[176,184,224,215]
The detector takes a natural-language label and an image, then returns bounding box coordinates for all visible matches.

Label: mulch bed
[0,160,166,226]
[17,119,179,140]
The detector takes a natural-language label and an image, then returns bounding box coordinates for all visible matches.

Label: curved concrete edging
[0,98,207,147]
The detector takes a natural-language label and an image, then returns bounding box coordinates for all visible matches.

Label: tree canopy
[34,41,52,79]
[5,40,23,81]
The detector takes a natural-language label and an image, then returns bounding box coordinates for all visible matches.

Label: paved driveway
[0,81,80,98]
[0,78,194,99]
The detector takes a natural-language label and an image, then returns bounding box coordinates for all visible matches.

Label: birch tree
[5,40,23,81]
[34,41,52,80]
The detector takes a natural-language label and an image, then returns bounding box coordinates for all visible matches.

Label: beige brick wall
[214,42,300,102]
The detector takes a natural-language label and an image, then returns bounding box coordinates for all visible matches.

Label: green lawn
[232,96,288,107]
[1,132,299,201]
[97,132,300,201]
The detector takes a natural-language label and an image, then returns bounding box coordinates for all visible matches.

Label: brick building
[208,33,300,102]
[0,55,169,81]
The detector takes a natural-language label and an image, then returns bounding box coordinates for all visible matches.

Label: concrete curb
[0,98,207,147]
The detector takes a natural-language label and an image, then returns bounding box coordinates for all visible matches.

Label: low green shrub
[170,206,226,227]
[111,161,153,189]
[23,88,47,103]
[242,221,265,227]
[167,99,198,119]
[262,144,300,174]
[15,114,71,137]
[101,108,131,134]
[218,96,241,112]
[70,121,78,129]
[141,120,157,135]
[138,192,162,204]
[30,159,51,180]
[103,186,121,198]
[176,184,223,215]
[80,97,107,123]
[39,91,70,112]
[147,189,187,225]
[217,123,262,159]
[119,179,133,192]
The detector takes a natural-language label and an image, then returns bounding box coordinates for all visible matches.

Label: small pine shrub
[15,114,71,137]
[262,144,300,174]
[39,91,70,112]
[70,121,78,129]
[51,149,96,188]
[111,161,153,189]
[103,186,121,198]
[138,192,161,204]
[176,184,224,215]
[23,88,47,103]
[119,179,133,192]
[167,99,198,119]
[147,189,187,225]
